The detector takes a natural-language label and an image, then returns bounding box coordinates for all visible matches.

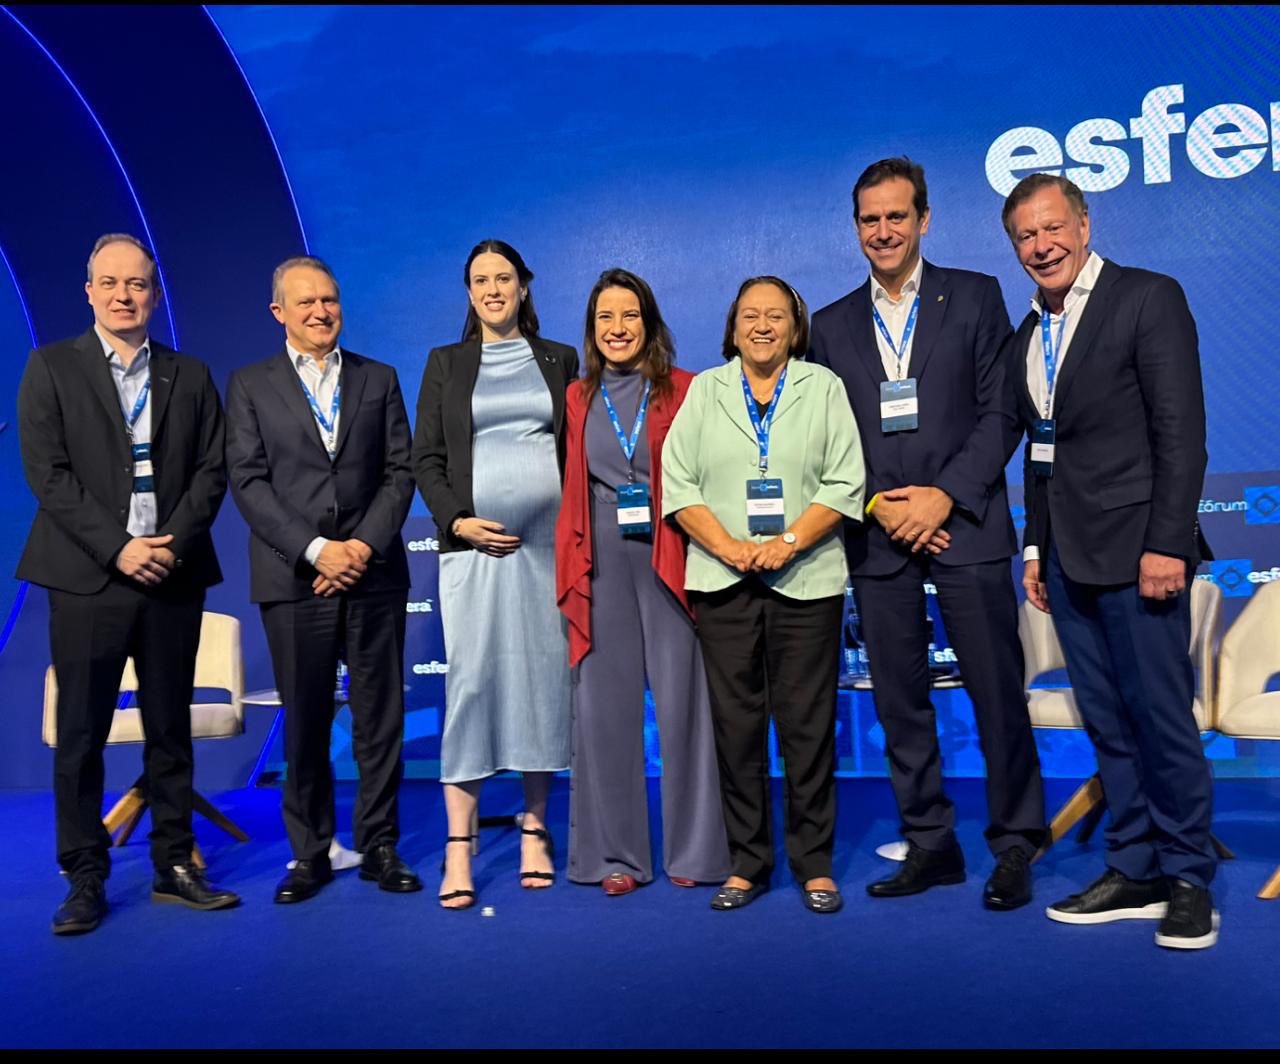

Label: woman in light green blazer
[662,275,865,915]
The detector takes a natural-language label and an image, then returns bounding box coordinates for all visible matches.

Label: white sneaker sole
[1046,901,1169,925]
[1155,911,1220,950]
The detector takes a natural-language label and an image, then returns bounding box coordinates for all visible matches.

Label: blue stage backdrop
[1,5,1277,790]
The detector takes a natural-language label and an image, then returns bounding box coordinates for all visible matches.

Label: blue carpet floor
[1,776,1277,1049]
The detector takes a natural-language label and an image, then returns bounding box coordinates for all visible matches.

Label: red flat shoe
[602,873,639,896]
[669,876,697,888]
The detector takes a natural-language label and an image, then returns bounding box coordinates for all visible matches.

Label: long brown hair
[580,267,676,405]
[460,239,541,342]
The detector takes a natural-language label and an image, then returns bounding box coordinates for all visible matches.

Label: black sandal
[439,835,477,909]
[519,826,555,888]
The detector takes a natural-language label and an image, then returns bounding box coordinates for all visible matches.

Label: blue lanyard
[121,377,150,439]
[298,372,342,457]
[599,379,651,481]
[740,365,787,476]
[1040,308,1068,414]
[870,294,920,380]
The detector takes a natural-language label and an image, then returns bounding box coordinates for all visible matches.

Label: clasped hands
[312,539,373,597]
[115,534,177,586]
[874,485,953,555]
[714,534,799,574]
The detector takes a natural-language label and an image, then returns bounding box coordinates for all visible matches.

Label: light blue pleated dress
[437,338,571,783]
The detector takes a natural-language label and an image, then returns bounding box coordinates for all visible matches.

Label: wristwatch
[781,532,797,545]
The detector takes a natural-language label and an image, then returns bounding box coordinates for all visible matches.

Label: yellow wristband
[865,492,882,516]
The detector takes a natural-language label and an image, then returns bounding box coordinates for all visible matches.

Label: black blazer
[412,336,579,553]
[225,348,414,604]
[1015,259,1208,584]
[16,328,225,595]
[810,261,1020,577]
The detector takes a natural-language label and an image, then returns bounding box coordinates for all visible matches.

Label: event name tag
[616,482,651,536]
[1030,419,1056,478]
[131,442,155,493]
[880,378,919,432]
[746,478,785,534]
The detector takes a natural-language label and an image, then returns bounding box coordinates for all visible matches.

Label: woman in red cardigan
[555,268,729,896]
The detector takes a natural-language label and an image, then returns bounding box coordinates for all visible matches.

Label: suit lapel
[331,351,366,461]
[714,360,763,448]
[766,358,810,428]
[529,336,566,433]
[841,283,887,389]
[1014,313,1040,421]
[147,346,177,440]
[75,330,132,447]
[267,350,331,456]
[907,261,948,383]
[1050,259,1119,416]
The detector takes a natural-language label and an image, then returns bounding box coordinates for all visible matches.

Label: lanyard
[299,373,342,457]
[121,377,151,439]
[740,365,787,476]
[1040,307,1068,416]
[599,379,651,482]
[870,294,920,380]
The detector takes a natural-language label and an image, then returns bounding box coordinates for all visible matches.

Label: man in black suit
[226,255,418,903]
[1004,173,1217,949]
[811,158,1046,909]
[18,233,240,935]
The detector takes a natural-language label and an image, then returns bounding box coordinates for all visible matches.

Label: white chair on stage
[41,611,250,866]
[1214,580,1280,899]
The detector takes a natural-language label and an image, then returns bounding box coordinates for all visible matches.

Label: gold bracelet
[865,492,882,515]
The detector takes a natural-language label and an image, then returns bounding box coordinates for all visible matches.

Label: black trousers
[853,554,1046,857]
[261,589,407,861]
[692,579,843,884]
[49,580,204,881]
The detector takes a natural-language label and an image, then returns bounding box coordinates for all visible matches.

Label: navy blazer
[1014,259,1209,585]
[225,348,414,604]
[16,328,225,595]
[810,261,1019,577]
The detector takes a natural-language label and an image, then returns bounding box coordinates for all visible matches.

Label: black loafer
[152,865,241,910]
[52,878,107,936]
[802,889,843,914]
[983,848,1032,911]
[710,882,768,911]
[359,843,423,893]
[867,841,965,897]
[274,857,334,904]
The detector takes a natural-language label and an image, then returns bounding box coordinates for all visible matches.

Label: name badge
[1030,419,1056,478]
[746,478,785,535]
[880,378,919,433]
[131,442,155,493]
[616,482,652,536]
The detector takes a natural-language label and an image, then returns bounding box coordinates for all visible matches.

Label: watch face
[783,532,796,544]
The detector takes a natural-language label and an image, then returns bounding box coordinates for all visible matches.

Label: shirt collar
[872,256,925,306]
[288,342,342,372]
[95,324,150,368]
[1030,250,1104,315]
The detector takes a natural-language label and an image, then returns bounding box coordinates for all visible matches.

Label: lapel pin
[937,295,944,302]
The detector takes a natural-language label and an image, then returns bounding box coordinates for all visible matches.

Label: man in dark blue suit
[1003,173,1217,950]
[811,158,1046,910]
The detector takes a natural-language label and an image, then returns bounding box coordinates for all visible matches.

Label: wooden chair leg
[1211,834,1235,861]
[1075,802,1107,844]
[190,843,206,870]
[1258,865,1280,900]
[1033,775,1104,862]
[191,790,250,843]
[103,785,148,836]
[113,801,148,847]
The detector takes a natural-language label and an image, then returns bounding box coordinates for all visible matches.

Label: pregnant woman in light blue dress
[413,239,578,909]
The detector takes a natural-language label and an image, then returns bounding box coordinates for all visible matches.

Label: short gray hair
[86,233,159,288]
[271,255,340,304]
[1001,173,1089,240]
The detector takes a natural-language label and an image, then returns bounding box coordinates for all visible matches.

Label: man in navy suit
[811,158,1046,909]
[1004,173,1217,949]
[226,256,418,904]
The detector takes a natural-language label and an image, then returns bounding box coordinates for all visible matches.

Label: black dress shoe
[273,857,334,904]
[52,878,107,936]
[1045,868,1170,925]
[359,843,423,893]
[152,865,241,910]
[802,889,843,914]
[709,882,768,910]
[983,848,1033,911]
[1154,879,1219,950]
[866,841,966,897]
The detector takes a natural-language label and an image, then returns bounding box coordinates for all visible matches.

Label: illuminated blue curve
[0,5,180,347]
[0,238,35,659]
[0,236,37,347]
[202,6,310,253]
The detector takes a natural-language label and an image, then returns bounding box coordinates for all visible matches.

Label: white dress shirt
[288,343,342,566]
[870,256,925,381]
[97,326,156,537]
[1022,250,1104,562]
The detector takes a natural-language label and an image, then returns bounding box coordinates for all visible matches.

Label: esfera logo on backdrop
[986,84,1280,196]
[408,537,440,552]
[406,600,434,614]
[1207,559,1280,598]
[413,661,449,675]
[1196,486,1280,523]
